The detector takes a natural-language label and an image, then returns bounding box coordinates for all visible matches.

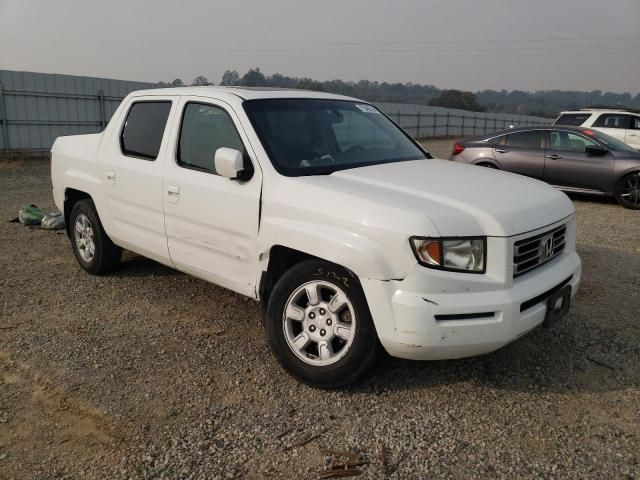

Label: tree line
[158,68,640,118]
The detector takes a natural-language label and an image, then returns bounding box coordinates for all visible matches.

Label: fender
[52,132,114,237]
[63,169,115,235]
[257,215,417,282]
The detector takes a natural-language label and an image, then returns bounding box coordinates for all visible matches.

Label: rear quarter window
[120,101,172,160]
[505,130,544,149]
[485,134,506,145]
[554,114,591,126]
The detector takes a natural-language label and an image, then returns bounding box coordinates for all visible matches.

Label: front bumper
[361,224,581,360]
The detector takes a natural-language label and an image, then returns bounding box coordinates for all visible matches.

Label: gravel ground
[1,140,639,479]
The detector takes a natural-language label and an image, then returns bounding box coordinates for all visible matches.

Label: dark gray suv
[450,126,640,209]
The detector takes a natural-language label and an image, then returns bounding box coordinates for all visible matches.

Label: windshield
[582,129,639,153]
[243,99,429,176]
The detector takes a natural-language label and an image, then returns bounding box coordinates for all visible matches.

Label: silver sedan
[450,126,640,209]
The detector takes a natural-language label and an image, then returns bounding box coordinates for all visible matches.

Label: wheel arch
[62,169,114,239]
[472,159,500,168]
[613,168,640,206]
[63,188,92,237]
[616,166,640,181]
[259,245,363,311]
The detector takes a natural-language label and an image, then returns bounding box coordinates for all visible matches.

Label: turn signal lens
[415,239,442,266]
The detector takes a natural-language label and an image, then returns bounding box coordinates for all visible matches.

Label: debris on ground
[41,212,65,230]
[12,204,65,230]
[17,204,45,225]
[318,466,362,479]
[318,449,367,478]
[286,430,325,450]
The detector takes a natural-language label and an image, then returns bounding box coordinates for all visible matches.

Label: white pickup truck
[51,87,581,388]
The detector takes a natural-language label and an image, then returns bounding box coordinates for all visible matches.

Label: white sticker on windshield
[355,104,380,114]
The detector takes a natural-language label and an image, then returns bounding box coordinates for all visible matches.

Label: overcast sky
[1,0,639,93]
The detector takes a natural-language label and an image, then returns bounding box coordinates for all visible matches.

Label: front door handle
[546,154,562,160]
[105,170,116,185]
[167,185,180,204]
[495,148,509,153]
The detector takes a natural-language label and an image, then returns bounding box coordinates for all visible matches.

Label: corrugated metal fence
[0,70,156,152]
[0,69,552,152]
[374,102,551,138]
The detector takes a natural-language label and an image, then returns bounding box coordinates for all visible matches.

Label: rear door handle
[105,170,116,184]
[495,148,509,153]
[546,154,562,160]
[167,185,180,204]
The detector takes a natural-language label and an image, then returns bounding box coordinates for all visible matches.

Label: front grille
[513,225,566,277]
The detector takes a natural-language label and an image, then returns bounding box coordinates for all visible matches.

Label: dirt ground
[1,139,639,479]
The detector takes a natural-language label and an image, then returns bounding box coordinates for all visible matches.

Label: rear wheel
[614,172,640,209]
[265,260,381,388]
[70,199,122,274]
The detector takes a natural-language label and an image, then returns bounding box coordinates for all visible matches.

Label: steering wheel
[344,144,366,154]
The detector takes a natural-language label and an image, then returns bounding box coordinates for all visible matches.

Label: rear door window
[593,114,632,129]
[120,101,172,160]
[554,114,590,126]
[506,130,544,149]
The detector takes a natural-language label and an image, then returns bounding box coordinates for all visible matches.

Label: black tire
[69,199,122,274]
[265,260,381,388]
[614,172,640,210]
[477,162,498,169]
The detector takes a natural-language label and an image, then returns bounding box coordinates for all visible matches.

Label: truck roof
[558,108,640,115]
[127,86,359,102]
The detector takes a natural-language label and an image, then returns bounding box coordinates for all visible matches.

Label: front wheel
[265,260,381,388]
[614,172,640,209]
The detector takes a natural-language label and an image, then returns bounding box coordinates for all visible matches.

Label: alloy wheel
[619,173,640,208]
[74,213,96,263]
[282,280,356,366]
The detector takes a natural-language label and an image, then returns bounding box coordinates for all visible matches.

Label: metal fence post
[473,115,477,135]
[416,112,421,138]
[461,115,465,136]
[433,113,437,137]
[0,82,9,152]
[483,116,487,134]
[98,89,106,129]
[445,112,450,136]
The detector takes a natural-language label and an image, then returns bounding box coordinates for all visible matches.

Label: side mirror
[585,144,608,156]
[214,148,244,179]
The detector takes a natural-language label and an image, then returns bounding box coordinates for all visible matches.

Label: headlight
[410,237,486,273]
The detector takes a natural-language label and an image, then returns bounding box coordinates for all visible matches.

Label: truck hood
[300,159,574,237]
